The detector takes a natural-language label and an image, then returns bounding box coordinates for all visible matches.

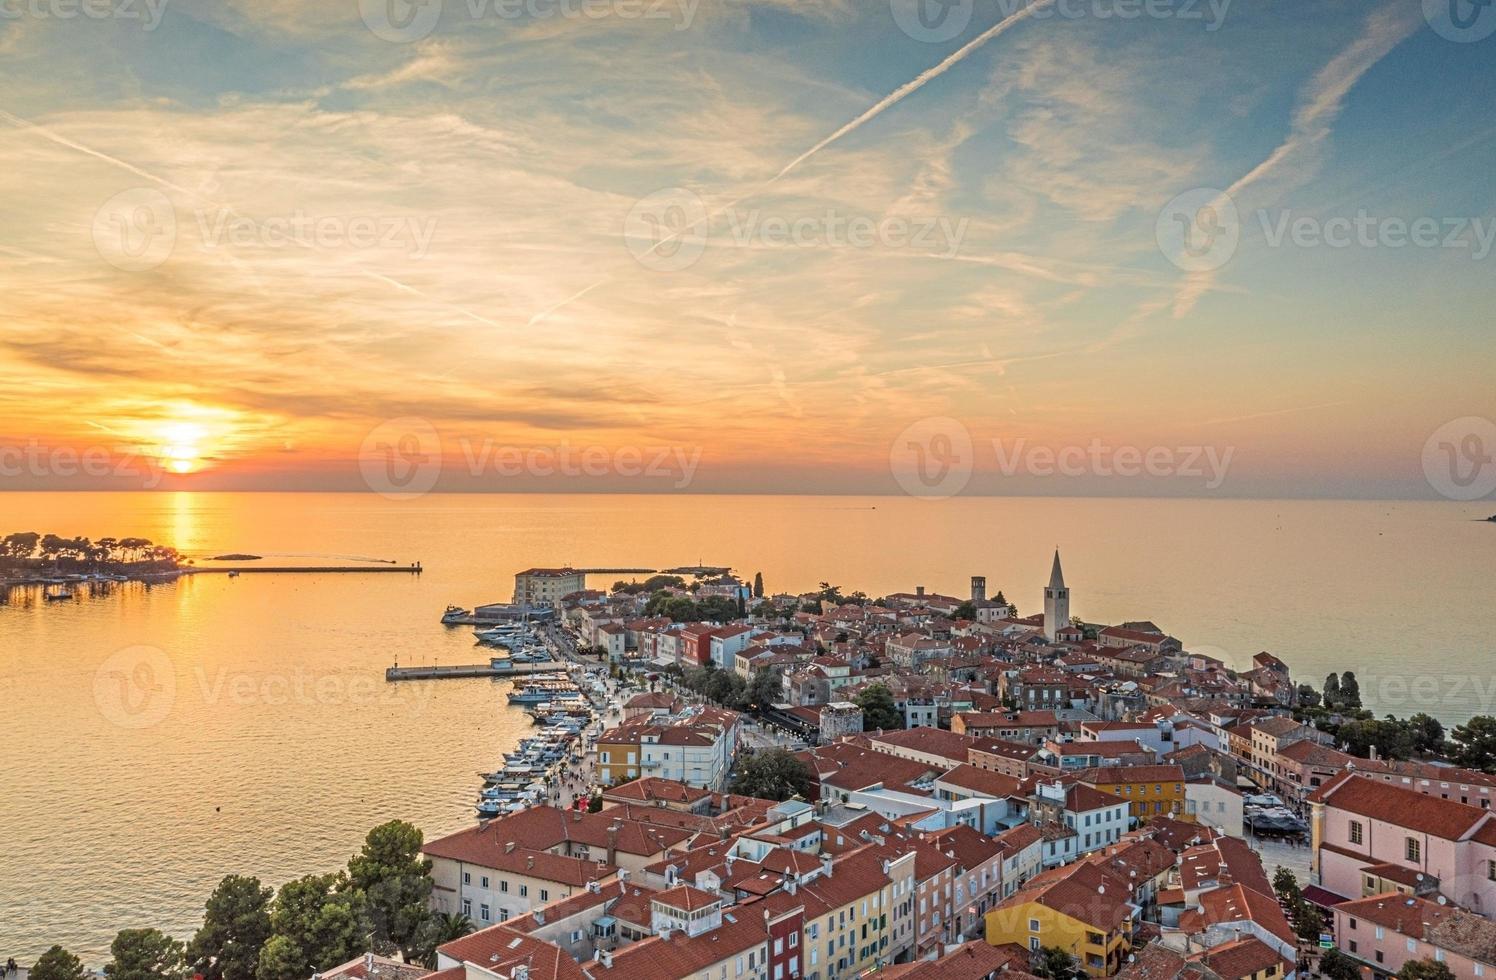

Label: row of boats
[477,668,604,818]
[474,622,555,664]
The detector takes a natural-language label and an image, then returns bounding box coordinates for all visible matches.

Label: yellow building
[984,864,1134,977]
[595,727,643,786]
[795,847,914,977]
[1077,764,1191,824]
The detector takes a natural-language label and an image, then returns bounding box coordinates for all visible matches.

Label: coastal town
[23,553,1496,980]
[393,556,1496,980]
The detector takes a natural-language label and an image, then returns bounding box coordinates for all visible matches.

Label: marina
[383,660,562,681]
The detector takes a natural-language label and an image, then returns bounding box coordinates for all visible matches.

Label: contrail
[772,0,1056,183]
[531,0,1053,326]
[2,108,503,334]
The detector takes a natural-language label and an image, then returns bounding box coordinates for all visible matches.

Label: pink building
[1310,773,1496,913]
[1332,892,1496,979]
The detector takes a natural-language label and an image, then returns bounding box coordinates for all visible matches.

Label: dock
[195,563,422,574]
[385,660,562,681]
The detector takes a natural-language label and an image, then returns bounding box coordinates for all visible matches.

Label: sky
[1,0,1493,498]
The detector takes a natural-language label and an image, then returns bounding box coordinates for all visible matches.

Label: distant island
[210,553,263,561]
[0,532,186,588]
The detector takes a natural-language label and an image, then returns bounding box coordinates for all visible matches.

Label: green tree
[746,670,781,710]
[1339,671,1362,710]
[348,820,434,957]
[1324,673,1342,709]
[1319,948,1361,980]
[730,749,812,802]
[257,873,367,980]
[753,572,763,598]
[1407,713,1446,756]
[1399,959,1457,980]
[953,601,976,621]
[31,946,89,980]
[411,912,475,969]
[1031,946,1080,980]
[188,875,274,980]
[587,792,604,813]
[105,929,187,980]
[853,683,903,731]
[1295,683,1321,708]
[1450,716,1496,772]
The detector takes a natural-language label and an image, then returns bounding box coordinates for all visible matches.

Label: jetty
[194,563,422,575]
[385,660,561,682]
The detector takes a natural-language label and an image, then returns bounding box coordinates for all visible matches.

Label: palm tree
[422,913,475,966]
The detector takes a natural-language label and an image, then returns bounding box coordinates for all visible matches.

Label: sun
[157,421,208,475]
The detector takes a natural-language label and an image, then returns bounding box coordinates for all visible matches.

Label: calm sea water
[1,492,1493,962]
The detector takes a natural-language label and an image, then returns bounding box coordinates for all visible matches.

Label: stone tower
[1044,549,1070,642]
[970,575,986,604]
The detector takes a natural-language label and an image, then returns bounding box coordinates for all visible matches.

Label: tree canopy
[853,683,903,731]
[31,947,89,980]
[188,875,274,980]
[730,749,812,802]
[105,929,187,980]
[346,820,433,958]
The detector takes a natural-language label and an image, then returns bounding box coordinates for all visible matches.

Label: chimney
[364,953,374,975]
[600,950,613,968]
[821,854,833,878]
[608,821,621,866]
[512,967,529,980]
[506,841,517,853]
[534,909,546,925]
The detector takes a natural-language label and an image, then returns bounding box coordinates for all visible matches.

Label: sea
[1,492,1492,962]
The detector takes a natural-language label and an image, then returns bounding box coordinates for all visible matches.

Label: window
[463,872,471,885]
[790,934,798,948]
[570,930,582,943]
[1407,837,1421,862]
[1376,952,1385,964]
[519,884,528,897]
[462,899,471,915]
[1030,937,1042,952]
[1376,927,1385,940]
[500,880,509,893]
[480,876,489,889]
[1488,860,1496,882]
[1408,939,1417,953]
[1349,820,1363,844]
[540,889,549,902]
[1348,941,1358,954]
[1029,918,1041,932]
[480,903,490,922]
